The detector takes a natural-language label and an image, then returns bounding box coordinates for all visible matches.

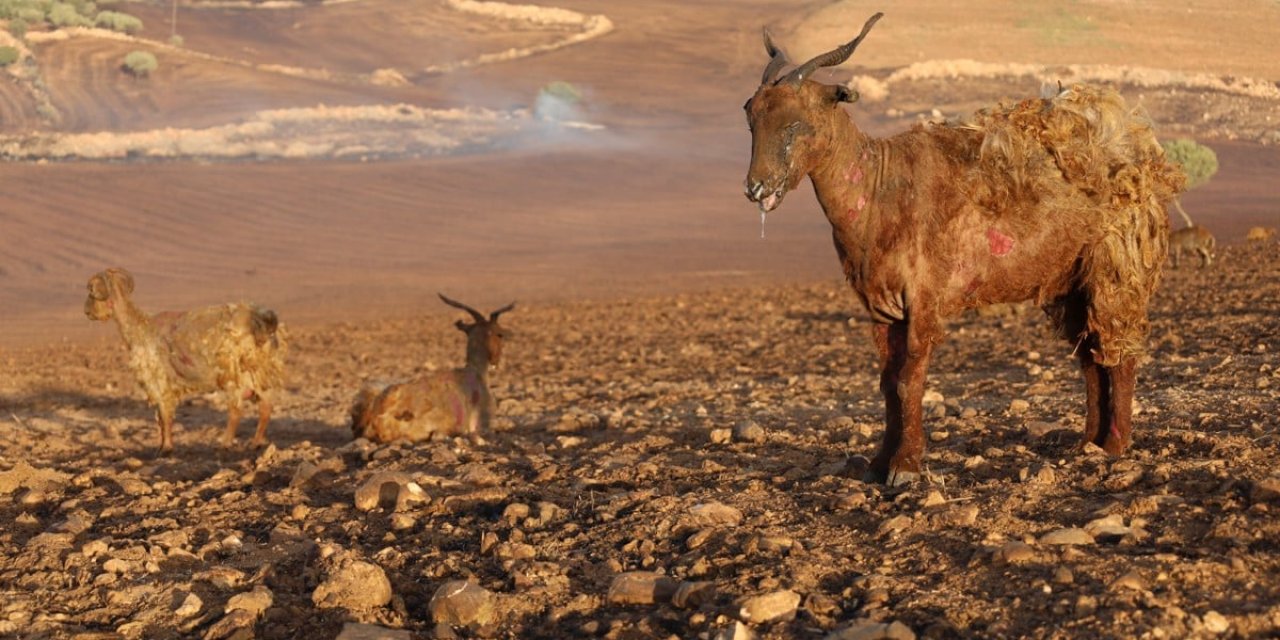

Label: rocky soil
[2,242,1279,639]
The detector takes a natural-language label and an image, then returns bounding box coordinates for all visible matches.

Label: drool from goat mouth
[760,209,767,239]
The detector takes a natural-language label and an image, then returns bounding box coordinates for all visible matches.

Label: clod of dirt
[607,571,679,605]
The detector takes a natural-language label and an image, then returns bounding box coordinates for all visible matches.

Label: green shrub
[168,34,183,47]
[122,50,157,78]
[1161,138,1218,190]
[94,10,141,34]
[49,2,92,28]
[8,17,26,37]
[0,45,18,66]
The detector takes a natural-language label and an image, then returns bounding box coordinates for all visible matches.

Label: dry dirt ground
[2,0,1280,638]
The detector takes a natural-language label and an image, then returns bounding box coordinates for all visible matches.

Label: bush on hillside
[122,50,157,78]
[0,45,18,66]
[7,17,25,38]
[49,2,92,28]
[95,10,142,34]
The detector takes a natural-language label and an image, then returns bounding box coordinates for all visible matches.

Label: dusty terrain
[2,0,1280,638]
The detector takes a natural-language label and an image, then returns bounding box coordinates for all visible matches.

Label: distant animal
[742,13,1185,485]
[1247,226,1276,243]
[84,268,288,453]
[1168,225,1216,268]
[350,294,514,443]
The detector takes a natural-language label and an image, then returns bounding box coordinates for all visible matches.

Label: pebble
[1053,567,1074,584]
[202,609,257,640]
[428,580,494,628]
[174,592,202,618]
[995,541,1035,564]
[335,623,414,640]
[687,502,743,527]
[825,620,917,640]
[1251,477,1280,502]
[354,472,428,512]
[606,571,678,605]
[1009,399,1030,415]
[715,621,757,640]
[1201,611,1230,634]
[878,515,912,535]
[1039,528,1094,546]
[734,421,766,443]
[672,581,717,609]
[739,589,801,624]
[226,586,274,616]
[1110,570,1146,592]
[312,557,393,610]
[1025,421,1065,439]
[710,428,733,444]
[1084,514,1132,543]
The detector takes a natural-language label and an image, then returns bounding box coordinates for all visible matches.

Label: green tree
[1161,138,1218,227]
[95,10,142,34]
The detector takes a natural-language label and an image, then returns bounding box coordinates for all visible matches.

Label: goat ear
[826,84,859,104]
[106,268,134,295]
[455,320,470,332]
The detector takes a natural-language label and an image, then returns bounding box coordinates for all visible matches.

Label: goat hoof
[249,437,269,449]
[862,466,919,487]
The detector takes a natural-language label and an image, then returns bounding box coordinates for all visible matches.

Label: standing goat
[1168,225,1216,268]
[743,14,1185,485]
[350,294,514,443]
[85,268,288,453]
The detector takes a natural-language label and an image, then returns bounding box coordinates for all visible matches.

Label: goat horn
[489,302,516,322]
[784,12,883,84]
[760,28,789,85]
[438,293,485,323]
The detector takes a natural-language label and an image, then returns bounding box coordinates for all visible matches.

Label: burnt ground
[1,241,1278,639]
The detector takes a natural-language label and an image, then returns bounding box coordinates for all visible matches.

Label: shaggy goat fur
[350,295,513,444]
[744,14,1185,485]
[85,268,288,453]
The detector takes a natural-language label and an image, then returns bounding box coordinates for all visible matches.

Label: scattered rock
[709,428,733,444]
[733,421,766,443]
[687,502,743,527]
[354,472,428,512]
[739,589,801,624]
[226,586,273,616]
[313,556,393,610]
[202,608,257,640]
[1039,528,1094,546]
[175,592,203,618]
[715,621,757,640]
[995,541,1035,564]
[672,581,716,609]
[607,571,678,605]
[1008,399,1030,415]
[825,619,917,640]
[1084,514,1132,543]
[1201,610,1230,634]
[335,623,414,640]
[1251,477,1280,502]
[1110,570,1146,592]
[428,580,494,628]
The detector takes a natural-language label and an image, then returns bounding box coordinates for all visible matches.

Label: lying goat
[85,268,288,453]
[350,294,514,443]
[743,14,1185,485]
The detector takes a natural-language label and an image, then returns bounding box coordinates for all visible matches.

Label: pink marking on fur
[452,395,465,426]
[847,164,864,184]
[986,227,1014,257]
[846,208,858,223]
[1109,418,1121,443]
[856,195,867,211]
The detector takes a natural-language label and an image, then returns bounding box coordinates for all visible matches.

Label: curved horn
[783,12,883,84]
[438,293,485,323]
[488,302,516,322]
[760,28,789,85]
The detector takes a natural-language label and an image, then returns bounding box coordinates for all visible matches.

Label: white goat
[85,267,288,453]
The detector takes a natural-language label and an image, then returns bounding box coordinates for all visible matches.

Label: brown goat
[85,268,288,453]
[350,294,514,443]
[1168,225,1216,268]
[743,14,1185,485]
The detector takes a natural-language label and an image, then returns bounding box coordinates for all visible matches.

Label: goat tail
[350,386,381,439]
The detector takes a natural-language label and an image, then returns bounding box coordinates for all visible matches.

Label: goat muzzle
[745,180,785,212]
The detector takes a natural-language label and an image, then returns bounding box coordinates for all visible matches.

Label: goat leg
[1077,346,1116,452]
[156,403,176,456]
[1100,356,1136,455]
[866,321,928,486]
[221,400,242,448]
[250,396,272,448]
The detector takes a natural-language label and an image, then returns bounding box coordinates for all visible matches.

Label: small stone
[1251,477,1280,502]
[920,491,946,508]
[607,571,678,605]
[428,580,494,628]
[739,589,801,624]
[733,421,766,443]
[672,581,717,609]
[226,586,273,616]
[1039,528,1094,546]
[1025,421,1065,439]
[390,513,416,531]
[1084,514,1132,543]
[335,623,414,640]
[687,502,743,527]
[879,515,912,536]
[355,472,428,512]
[202,608,257,640]
[825,619,917,640]
[960,408,978,420]
[995,541,1035,564]
[313,557,393,610]
[1053,567,1074,584]
[1201,610,1230,634]
[1110,570,1146,592]
[174,592,203,618]
[715,621,757,640]
[710,428,733,444]
[1008,399,1031,415]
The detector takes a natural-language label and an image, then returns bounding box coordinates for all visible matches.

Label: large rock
[739,589,801,624]
[607,572,679,605]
